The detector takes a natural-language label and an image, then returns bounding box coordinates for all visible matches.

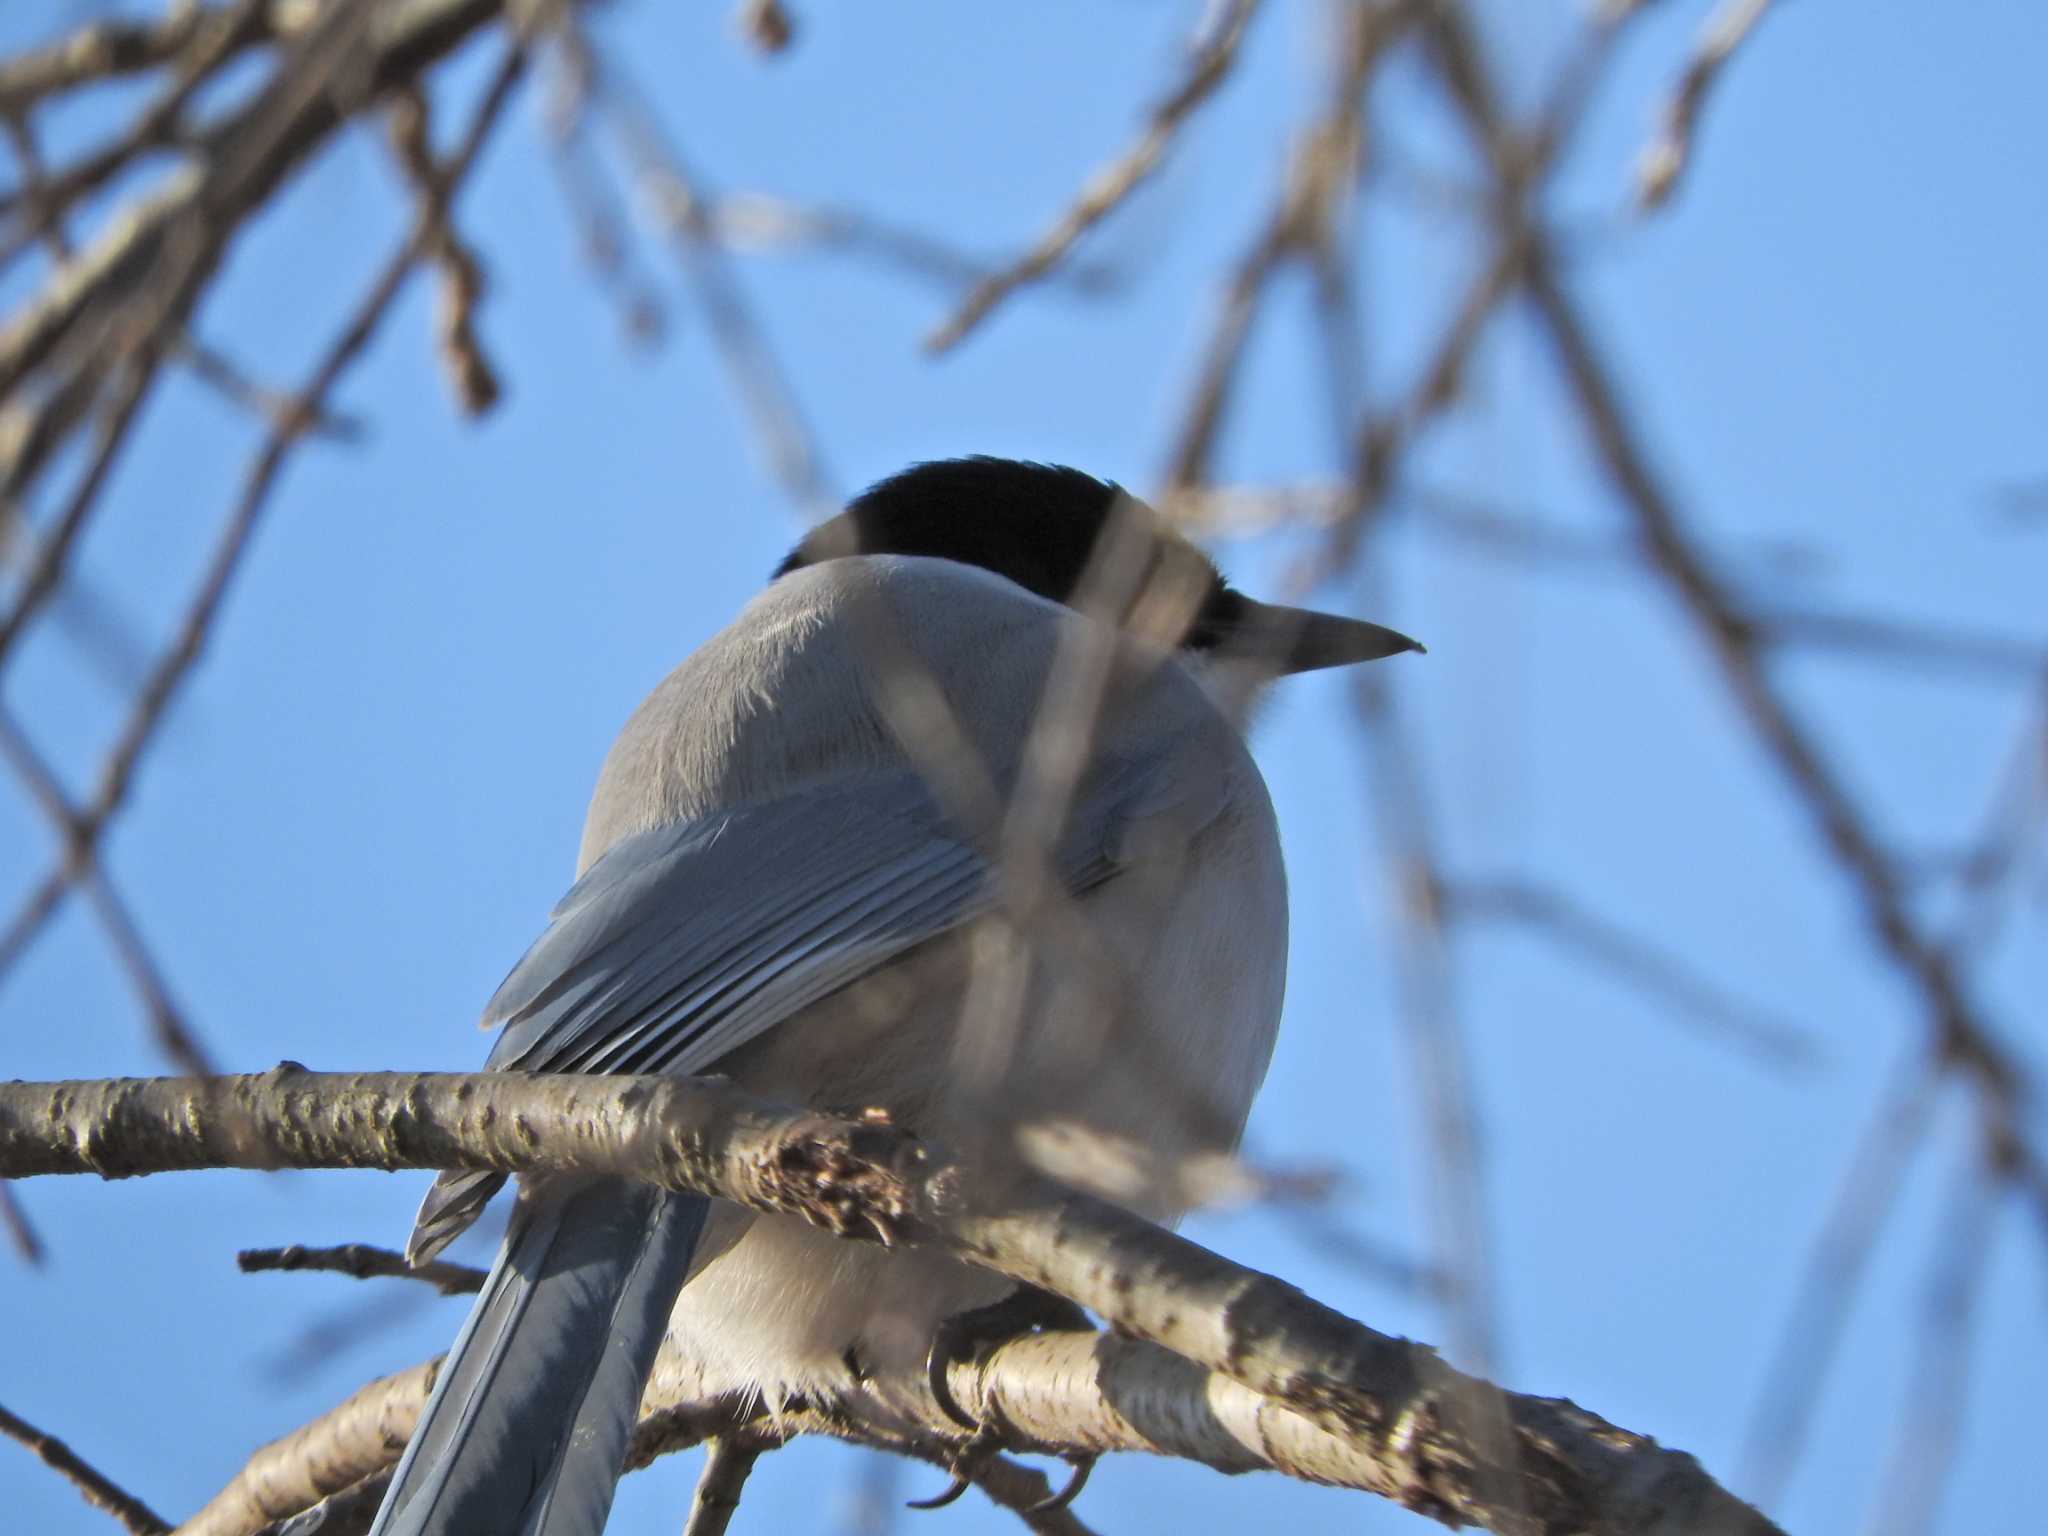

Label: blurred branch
[1760,609,2047,680]
[384,84,502,416]
[925,0,1264,354]
[0,704,212,1074]
[0,32,529,1063]
[1739,1062,1937,1510]
[1351,666,1520,1522]
[1161,0,1417,501]
[0,1401,171,1536]
[0,2,286,120]
[1449,876,1821,1071]
[184,1361,435,1536]
[237,1242,488,1297]
[3,1067,1783,1536]
[566,24,838,517]
[1865,1158,1999,1536]
[1407,0,2047,1246]
[0,1178,42,1263]
[0,0,278,262]
[710,191,1119,297]
[0,0,521,698]
[1525,252,2047,1224]
[1941,689,2048,958]
[682,1436,764,1536]
[1635,0,1781,212]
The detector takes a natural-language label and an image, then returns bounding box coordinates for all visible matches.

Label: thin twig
[177,335,368,441]
[1864,1159,2000,1536]
[237,1242,487,1297]
[1415,0,2048,1246]
[0,1179,43,1264]
[1450,876,1821,1070]
[539,60,667,347]
[1524,247,2048,1235]
[0,1402,171,1536]
[1761,608,2047,680]
[577,29,836,518]
[385,84,501,415]
[1160,0,1420,505]
[0,39,531,1010]
[0,3,285,119]
[1350,667,1523,1529]
[1737,1062,1939,1508]
[682,1436,764,1536]
[1636,0,1782,211]
[925,0,1265,354]
[0,0,274,246]
[1941,686,2048,958]
[0,701,215,1074]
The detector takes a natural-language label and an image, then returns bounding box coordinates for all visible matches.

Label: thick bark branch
[2,1070,1780,1536]
[180,1363,434,1536]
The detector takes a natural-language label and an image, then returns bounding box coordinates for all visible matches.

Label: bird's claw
[910,1286,1099,1513]
[1025,1455,1095,1515]
[905,1471,973,1511]
[924,1285,1094,1432]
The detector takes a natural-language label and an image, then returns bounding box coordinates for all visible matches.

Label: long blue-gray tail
[369,1180,707,1536]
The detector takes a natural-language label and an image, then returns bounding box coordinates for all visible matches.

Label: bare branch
[0,1179,43,1264]
[683,1436,764,1536]
[237,1242,487,1297]
[1523,248,2048,1232]
[1760,609,2047,681]
[384,84,502,415]
[1739,1063,1938,1509]
[1636,0,1782,212]
[1866,1160,2000,1536]
[190,1285,1775,1536]
[0,703,214,1074]
[3,1068,1781,1536]
[1351,669,1522,1527]
[1412,0,2048,1247]
[925,0,1265,354]
[0,1401,171,1536]
[1161,0,1419,503]
[1450,876,1821,1071]
[184,1362,436,1536]
[0,35,529,1030]
[573,28,837,517]
[0,3,286,120]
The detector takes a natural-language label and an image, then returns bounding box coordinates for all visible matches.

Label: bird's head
[775,456,1423,676]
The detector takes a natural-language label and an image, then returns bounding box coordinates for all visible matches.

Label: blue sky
[2,3,2043,1533]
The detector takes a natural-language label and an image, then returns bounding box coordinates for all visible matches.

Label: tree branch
[236,1242,487,1297]
[923,0,1265,354]
[0,1401,171,1536]
[3,1068,1780,1536]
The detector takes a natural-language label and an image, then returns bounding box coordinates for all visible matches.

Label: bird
[368,456,1422,1536]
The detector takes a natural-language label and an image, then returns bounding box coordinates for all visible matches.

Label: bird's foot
[908,1285,1097,1514]
[924,1284,1093,1430]
[904,1426,1094,1517]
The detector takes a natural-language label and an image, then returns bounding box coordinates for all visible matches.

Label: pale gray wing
[485,769,995,1077]
[411,745,1226,1259]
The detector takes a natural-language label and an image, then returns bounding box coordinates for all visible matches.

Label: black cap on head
[775,456,1423,671]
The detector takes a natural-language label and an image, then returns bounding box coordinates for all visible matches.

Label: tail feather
[370,1180,706,1536]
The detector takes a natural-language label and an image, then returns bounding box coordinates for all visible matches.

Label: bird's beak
[1221,598,1425,674]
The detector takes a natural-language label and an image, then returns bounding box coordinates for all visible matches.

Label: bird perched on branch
[370,456,1422,1535]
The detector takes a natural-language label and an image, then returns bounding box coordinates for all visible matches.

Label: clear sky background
[2,3,2043,1534]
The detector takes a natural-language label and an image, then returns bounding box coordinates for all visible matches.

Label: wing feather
[408,744,1225,1258]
